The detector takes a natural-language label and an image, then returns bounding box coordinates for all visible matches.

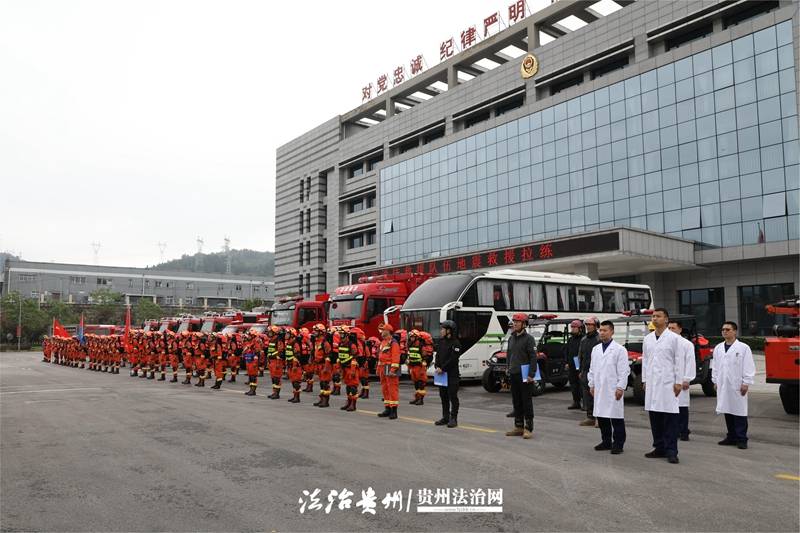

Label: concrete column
[447,65,458,89]
[124,295,130,305]
[227,298,232,308]
[574,262,599,280]
[152,296,157,304]
[203,297,208,309]
[385,98,394,118]
[634,34,649,63]
[712,17,723,33]
[528,22,540,50]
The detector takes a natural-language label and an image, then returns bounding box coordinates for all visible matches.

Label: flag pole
[17,296,22,351]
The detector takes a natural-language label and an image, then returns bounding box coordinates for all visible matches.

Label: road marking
[775,474,800,481]
[0,387,103,395]
[357,408,498,433]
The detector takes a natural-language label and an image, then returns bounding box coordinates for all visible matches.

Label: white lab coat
[588,340,630,419]
[642,329,683,414]
[711,340,755,416]
[676,335,696,408]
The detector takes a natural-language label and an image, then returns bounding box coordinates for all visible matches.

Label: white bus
[398,269,653,379]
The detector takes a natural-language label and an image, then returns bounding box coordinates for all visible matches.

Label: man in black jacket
[579,316,601,426]
[434,320,461,428]
[505,313,536,439]
[565,320,583,410]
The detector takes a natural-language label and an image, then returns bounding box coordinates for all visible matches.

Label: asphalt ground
[1,351,798,533]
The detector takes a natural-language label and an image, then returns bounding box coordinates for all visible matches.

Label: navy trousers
[649,410,679,457]
[679,406,690,438]
[724,413,748,443]
[598,417,626,449]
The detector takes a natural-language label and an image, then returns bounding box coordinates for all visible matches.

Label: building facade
[2,259,275,309]
[275,0,799,335]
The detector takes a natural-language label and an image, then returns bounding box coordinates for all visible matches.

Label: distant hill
[151,249,274,278]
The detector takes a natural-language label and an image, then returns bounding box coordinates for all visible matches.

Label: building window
[738,283,795,336]
[305,208,311,233]
[306,176,311,201]
[235,284,242,291]
[96,278,111,286]
[367,156,383,171]
[348,198,365,213]
[186,282,194,290]
[299,178,304,203]
[164,296,174,305]
[305,242,311,265]
[165,282,170,288]
[305,273,311,294]
[145,280,150,288]
[299,212,304,235]
[69,276,86,284]
[253,285,260,294]
[185,297,193,305]
[349,164,364,178]
[299,243,304,266]
[30,291,39,299]
[366,230,376,245]
[18,274,36,282]
[155,281,163,288]
[347,234,364,249]
[298,274,304,298]
[678,288,725,336]
[128,279,134,288]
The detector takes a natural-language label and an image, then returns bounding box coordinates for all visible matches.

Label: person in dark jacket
[579,316,601,426]
[505,313,536,439]
[565,320,584,410]
[434,320,461,428]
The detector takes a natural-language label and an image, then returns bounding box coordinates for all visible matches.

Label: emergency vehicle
[330,273,432,339]
[175,315,203,333]
[157,317,180,332]
[764,297,799,415]
[270,295,328,331]
[142,320,160,332]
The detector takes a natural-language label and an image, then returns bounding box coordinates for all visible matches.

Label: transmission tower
[157,242,167,263]
[194,237,204,272]
[91,242,101,265]
[223,237,232,275]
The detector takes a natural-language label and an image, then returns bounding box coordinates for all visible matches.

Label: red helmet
[512,313,528,322]
[570,320,583,328]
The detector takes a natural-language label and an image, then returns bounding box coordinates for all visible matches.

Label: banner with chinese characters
[356,232,620,281]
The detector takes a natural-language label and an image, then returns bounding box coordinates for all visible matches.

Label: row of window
[346,193,375,214]
[346,230,377,249]
[347,155,383,178]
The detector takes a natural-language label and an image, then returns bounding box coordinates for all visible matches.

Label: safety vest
[407,344,422,364]
[338,344,352,365]
[267,341,277,358]
[284,344,295,361]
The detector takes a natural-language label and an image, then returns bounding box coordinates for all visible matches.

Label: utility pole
[223,237,232,275]
[194,237,204,272]
[17,294,21,351]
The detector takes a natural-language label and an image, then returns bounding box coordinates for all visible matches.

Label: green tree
[240,298,267,312]
[0,292,50,344]
[88,289,124,324]
[45,300,78,326]
[133,299,164,325]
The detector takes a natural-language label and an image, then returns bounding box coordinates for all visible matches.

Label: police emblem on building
[520,53,538,79]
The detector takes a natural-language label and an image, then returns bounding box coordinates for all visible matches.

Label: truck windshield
[158,323,171,332]
[201,321,214,333]
[221,325,238,334]
[271,309,294,326]
[330,299,363,321]
[177,322,190,333]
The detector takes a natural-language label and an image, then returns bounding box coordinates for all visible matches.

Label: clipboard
[434,371,448,387]
[573,356,580,371]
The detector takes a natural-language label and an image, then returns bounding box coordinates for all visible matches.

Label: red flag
[53,318,70,338]
[123,306,131,350]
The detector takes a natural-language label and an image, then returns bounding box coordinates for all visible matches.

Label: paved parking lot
[1,351,798,532]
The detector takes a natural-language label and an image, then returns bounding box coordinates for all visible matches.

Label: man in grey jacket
[505,313,536,439]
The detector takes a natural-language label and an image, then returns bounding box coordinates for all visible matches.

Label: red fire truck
[764,297,799,415]
[329,273,433,339]
[270,294,329,331]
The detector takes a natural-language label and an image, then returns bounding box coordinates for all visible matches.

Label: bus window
[545,284,573,311]
[455,311,492,353]
[602,288,626,312]
[576,286,602,312]
[627,289,652,311]
[477,280,512,310]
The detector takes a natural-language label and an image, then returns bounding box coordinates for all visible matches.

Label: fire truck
[270,295,329,331]
[330,273,433,339]
[142,320,160,332]
[157,317,181,333]
[764,297,799,415]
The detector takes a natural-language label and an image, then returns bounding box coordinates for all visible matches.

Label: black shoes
[610,448,623,455]
[737,442,748,449]
[388,407,398,420]
[718,439,737,446]
[667,456,680,464]
[594,443,612,451]
[645,450,666,458]
[447,417,458,428]
[680,434,690,441]
[506,411,515,418]
[434,418,448,426]
[377,407,391,418]
[567,403,582,410]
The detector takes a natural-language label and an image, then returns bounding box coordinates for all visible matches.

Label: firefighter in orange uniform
[408,330,434,405]
[266,326,285,399]
[193,333,208,387]
[243,333,260,396]
[286,328,306,403]
[360,336,380,399]
[377,323,401,419]
[312,324,333,408]
[210,333,226,389]
[181,332,195,384]
[301,328,316,393]
[227,334,242,382]
[338,329,361,412]
[166,331,180,382]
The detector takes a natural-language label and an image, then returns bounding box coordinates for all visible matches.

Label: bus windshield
[400,310,441,338]
[330,299,363,321]
[271,308,294,326]
[401,274,475,309]
[200,321,215,333]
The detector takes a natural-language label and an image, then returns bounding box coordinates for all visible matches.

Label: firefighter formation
[41,325,435,419]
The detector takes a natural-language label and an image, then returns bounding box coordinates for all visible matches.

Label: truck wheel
[482,368,501,393]
[550,379,569,390]
[531,379,545,397]
[701,371,716,397]
[779,384,799,415]
[632,371,645,404]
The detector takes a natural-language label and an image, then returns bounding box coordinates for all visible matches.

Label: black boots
[331,384,341,396]
[170,375,178,383]
[228,374,236,383]
[210,380,222,390]
[434,418,448,426]
[409,394,424,405]
[158,374,166,381]
[447,416,458,428]
[288,390,301,403]
[388,406,398,419]
[182,376,191,385]
[303,381,314,393]
[245,384,256,396]
[268,389,280,399]
[377,406,391,417]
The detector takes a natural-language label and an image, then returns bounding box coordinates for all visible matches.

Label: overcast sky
[0,0,550,267]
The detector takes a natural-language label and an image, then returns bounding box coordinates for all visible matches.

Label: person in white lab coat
[642,308,684,464]
[588,321,630,454]
[668,320,697,441]
[712,321,756,450]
